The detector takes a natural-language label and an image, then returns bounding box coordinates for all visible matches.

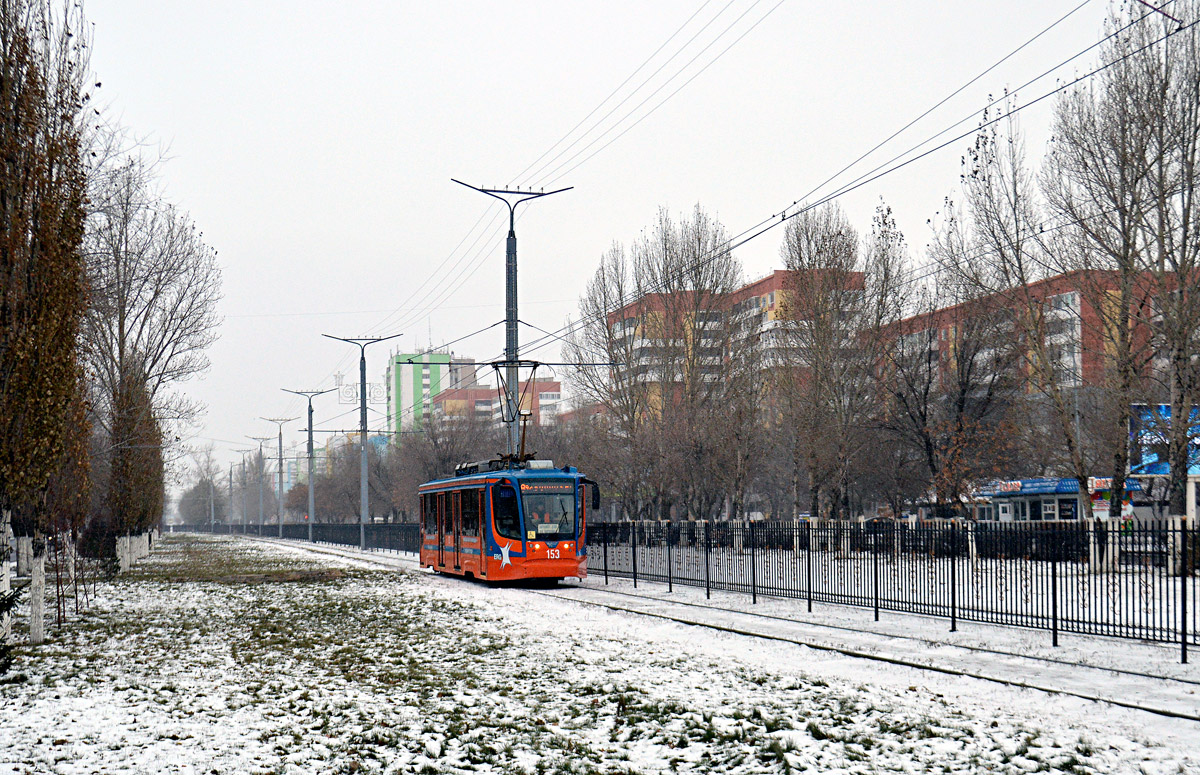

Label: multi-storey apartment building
[606,269,867,398]
[887,270,1158,392]
[384,351,480,434]
[432,380,562,427]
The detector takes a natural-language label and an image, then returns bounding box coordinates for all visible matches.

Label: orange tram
[418,459,600,582]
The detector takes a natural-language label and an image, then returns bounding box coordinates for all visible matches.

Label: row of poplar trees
[1,2,221,665]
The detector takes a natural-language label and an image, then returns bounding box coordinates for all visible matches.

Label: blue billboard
[1129,404,1200,476]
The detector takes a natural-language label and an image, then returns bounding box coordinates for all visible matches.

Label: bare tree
[177,445,225,525]
[718,302,767,522]
[944,110,1100,517]
[882,220,1022,517]
[1040,3,1172,515]
[1135,4,1200,517]
[635,206,742,520]
[564,243,654,519]
[83,156,223,431]
[567,205,743,520]
[779,202,879,519]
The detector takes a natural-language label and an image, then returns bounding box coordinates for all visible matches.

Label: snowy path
[2,534,1198,774]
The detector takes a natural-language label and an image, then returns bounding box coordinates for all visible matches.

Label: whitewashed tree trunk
[30,535,44,645]
[1088,519,1118,574]
[1,509,10,641]
[116,536,130,574]
[1167,516,1186,577]
[16,535,31,577]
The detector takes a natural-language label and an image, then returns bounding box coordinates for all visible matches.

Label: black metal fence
[589,520,1199,661]
[170,522,421,554]
[170,518,1197,661]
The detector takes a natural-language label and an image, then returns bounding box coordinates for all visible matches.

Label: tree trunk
[30,534,44,645]
[16,535,30,577]
[1167,355,1192,518]
[1,508,10,641]
[117,535,130,574]
[791,465,802,520]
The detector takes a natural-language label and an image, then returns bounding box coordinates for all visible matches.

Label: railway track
[248,535,1200,722]
[541,581,1200,689]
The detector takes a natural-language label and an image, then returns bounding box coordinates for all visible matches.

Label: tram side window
[462,490,479,537]
[422,495,435,535]
[492,484,521,541]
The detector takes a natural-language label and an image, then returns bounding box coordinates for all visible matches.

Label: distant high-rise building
[385,350,479,435]
[432,379,562,427]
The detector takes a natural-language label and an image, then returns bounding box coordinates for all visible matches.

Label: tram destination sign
[519,480,574,494]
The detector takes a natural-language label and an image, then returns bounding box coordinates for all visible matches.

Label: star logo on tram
[499,541,513,568]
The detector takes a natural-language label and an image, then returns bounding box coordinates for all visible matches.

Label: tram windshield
[520,480,577,542]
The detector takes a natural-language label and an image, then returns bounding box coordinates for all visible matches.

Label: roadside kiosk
[981,477,1139,522]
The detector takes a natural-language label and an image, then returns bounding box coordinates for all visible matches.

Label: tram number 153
[547,549,560,559]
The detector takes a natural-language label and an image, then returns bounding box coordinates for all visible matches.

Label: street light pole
[452,180,570,460]
[248,436,272,531]
[235,449,254,533]
[323,333,402,550]
[262,417,296,538]
[283,388,335,544]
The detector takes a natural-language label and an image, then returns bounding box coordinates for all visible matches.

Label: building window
[1049,292,1078,312]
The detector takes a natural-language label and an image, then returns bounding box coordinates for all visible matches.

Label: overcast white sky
[85,1,1115,477]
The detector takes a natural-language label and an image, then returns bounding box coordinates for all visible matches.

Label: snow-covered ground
[2,534,1198,774]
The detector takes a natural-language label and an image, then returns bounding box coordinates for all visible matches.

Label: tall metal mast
[452,180,570,461]
[233,449,254,531]
[323,333,402,549]
[247,436,273,528]
[262,417,296,537]
[283,388,335,544]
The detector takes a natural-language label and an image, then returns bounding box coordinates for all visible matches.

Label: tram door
[451,491,462,570]
[462,489,480,577]
[437,492,446,568]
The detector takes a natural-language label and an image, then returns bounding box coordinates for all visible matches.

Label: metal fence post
[704,520,711,600]
[873,525,880,622]
[1183,518,1189,665]
[632,522,638,589]
[667,522,673,594]
[750,521,757,605]
[1051,530,1059,648]
[603,522,609,585]
[806,520,813,614]
[950,521,958,633]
